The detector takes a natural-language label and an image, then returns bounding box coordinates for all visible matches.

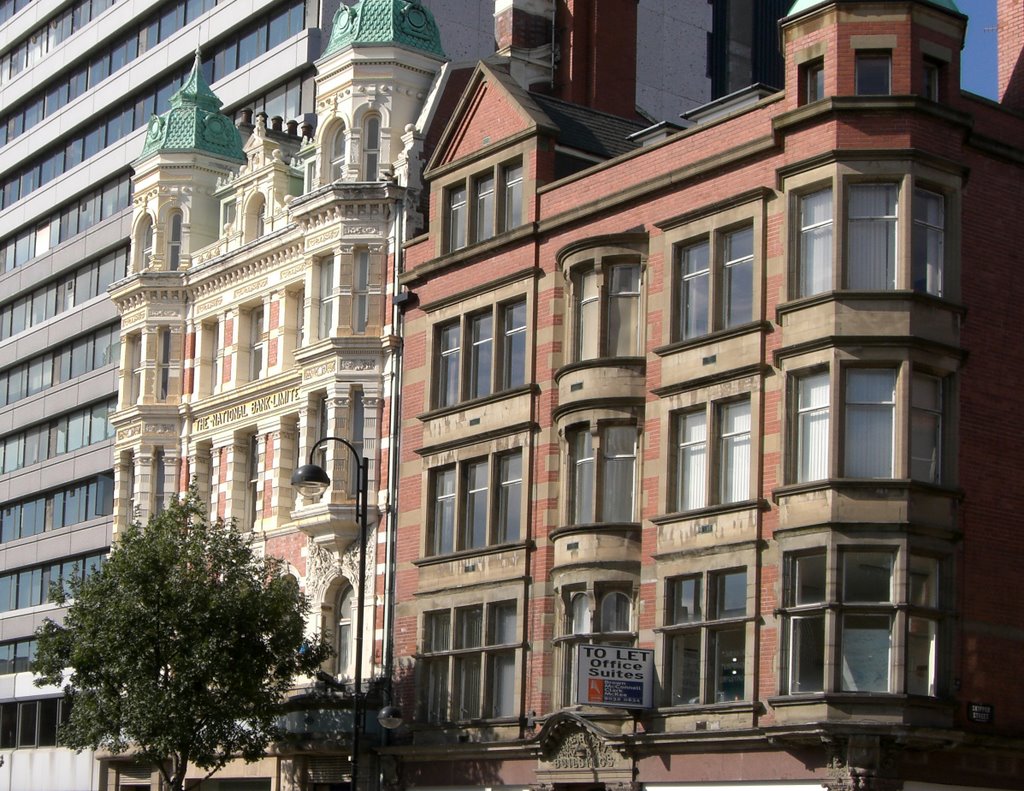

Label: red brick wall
[999,0,1024,110]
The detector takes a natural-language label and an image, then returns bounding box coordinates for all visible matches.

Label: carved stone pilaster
[824,735,904,791]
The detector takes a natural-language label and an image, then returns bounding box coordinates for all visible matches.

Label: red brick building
[387,1,1024,789]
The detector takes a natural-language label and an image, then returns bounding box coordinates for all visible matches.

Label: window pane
[496,452,522,543]
[911,373,942,483]
[856,53,891,95]
[719,400,750,503]
[669,632,700,705]
[712,570,746,619]
[912,188,944,295]
[800,189,833,296]
[18,701,36,746]
[599,591,631,632]
[844,369,895,478]
[489,652,516,717]
[474,175,494,242]
[676,411,707,511]
[843,551,893,603]
[432,468,456,555]
[601,426,635,522]
[462,460,488,549]
[571,430,594,524]
[797,371,829,482]
[437,323,461,407]
[490,602,517,645]
[607,264,640,356]
[455,607,483,648]
[468,314,492,399]
[790,553,826,605]
[448,186,466,251]
[503,164,523,231]
[576,270,600,360]
[501,300,526,389]
[906,616,937,696]
[453,655,481,719]
[847,185,897,290]
[722,227,753,327]
[840,613,891,691]
[669,577,701,624]
[909,555,939,608]
[678,241,709,339]
[789,614,825,693]
[710,627,745,702]
[426,658,449,723]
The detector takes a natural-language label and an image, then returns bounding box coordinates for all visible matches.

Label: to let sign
[575,644,654,709]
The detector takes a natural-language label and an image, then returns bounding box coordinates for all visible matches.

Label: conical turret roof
[322,0,445,59]
[136,51,245,163]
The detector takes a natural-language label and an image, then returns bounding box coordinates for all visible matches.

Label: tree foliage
[33,490,329,791]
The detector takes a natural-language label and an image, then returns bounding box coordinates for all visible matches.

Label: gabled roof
[787,0,961,17]
[427,58,645,173]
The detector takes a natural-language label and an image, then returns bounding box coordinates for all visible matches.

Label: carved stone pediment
[534,713,632,786]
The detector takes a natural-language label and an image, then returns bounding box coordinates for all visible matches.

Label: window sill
[553,356,645,382]
[775,289,965,323]
[655,699,757,715]
[649,499,766,526]
[416,383,536,422]
[402,224,537,286]
[549,522,641,541]
[771,478,963,504]
[412,540,531,567]
[652,321,770,358]
[767,692,952,709]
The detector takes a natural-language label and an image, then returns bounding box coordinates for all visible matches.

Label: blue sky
[959,0,998,98]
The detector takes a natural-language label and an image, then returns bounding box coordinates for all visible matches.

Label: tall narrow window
[331,127,346,181]
[501,300,527,389]
[318,258,335,340]
[167,211,182,270]
[840,551,894,692]
[912,188,944,296]
[575,269,599,360]
[607,264,640,357]
[348,391,364,495]
[570,429,595,525]
[153,449,166,515]
[452,608,483,720]
[678,240,709,339]
[785,553,826,693]
[462,460,488,550]
[799,189,833,296]
[675,411,707,511]
[719,400,750,503]
[157,328,171,400]
[495,451,522,543]
[475,174,495,242]
[431,467,456,555]
[602,426,636,522]
[844,369,896,478]
[249,306,265,380]
[722,227,753,327]
[129,333,143,404]
[139,216,153,270]
[437,322,461,408]
[207,321,221,395]
[796,371,829,483]
[468,313,493,400]
[294,289,305,349]
[363,116,380,180]
[910,373,942,483]
[804,59,825,104]
[848,185,897,290]
[502,163,523,231]
[922,60,940,102]
[336,587,353,678]
[353,251,369,333]
[488,602,518,717]
[245,434,259,531]
[254,201,265,238]
[448,185,467,252]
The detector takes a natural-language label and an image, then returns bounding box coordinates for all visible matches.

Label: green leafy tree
[33,490,329,791]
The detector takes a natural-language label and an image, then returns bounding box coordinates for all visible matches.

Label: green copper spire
[787,0,961,16]
[136,50,245,163]
[323,0,445,59]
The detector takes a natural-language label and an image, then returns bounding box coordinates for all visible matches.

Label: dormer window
[855,52,890,96]
[802,58,825,104]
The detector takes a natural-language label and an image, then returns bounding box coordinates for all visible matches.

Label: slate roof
[530,94,647,160]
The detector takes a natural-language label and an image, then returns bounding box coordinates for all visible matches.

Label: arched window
[363,115,380,180]
[244,194,266,242]
[167,211,182,270]
[331,126,347,181]
[599,591,632,632]
[569,592,590,635]
[336,586,353,678]
[136,215,154,271]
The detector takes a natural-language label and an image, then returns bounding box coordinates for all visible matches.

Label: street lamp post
[292,437,369,791]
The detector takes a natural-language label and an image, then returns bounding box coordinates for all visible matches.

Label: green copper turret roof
[323,0,445,59]
[787,0,961,17]
[136,51,245,163]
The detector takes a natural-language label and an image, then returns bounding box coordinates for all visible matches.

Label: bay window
[672,398,751,512]
[855,51,891,96]
[571,261,642,360]
[781,547,945,697]
[559,588,635,706]
[665,569,748,705]
[317,257,335,340]
[798,188,833,297]
[912,187,944,295]
[847,184,897,290]
[844,369,895,478]
[910,373,942,483]
[421,601,519,723]
[568,423,637,524]
[427,450,524,556]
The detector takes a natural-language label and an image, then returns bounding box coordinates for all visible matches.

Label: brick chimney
[554,0,639,119]
[999,0,1024,111]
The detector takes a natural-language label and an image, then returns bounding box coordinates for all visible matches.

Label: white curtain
[676,412,707,510]
[719,400,751,503]
[800,188,833,296]
[797,372,830,482]
[848,184,897,289]
[601,425,636,521]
